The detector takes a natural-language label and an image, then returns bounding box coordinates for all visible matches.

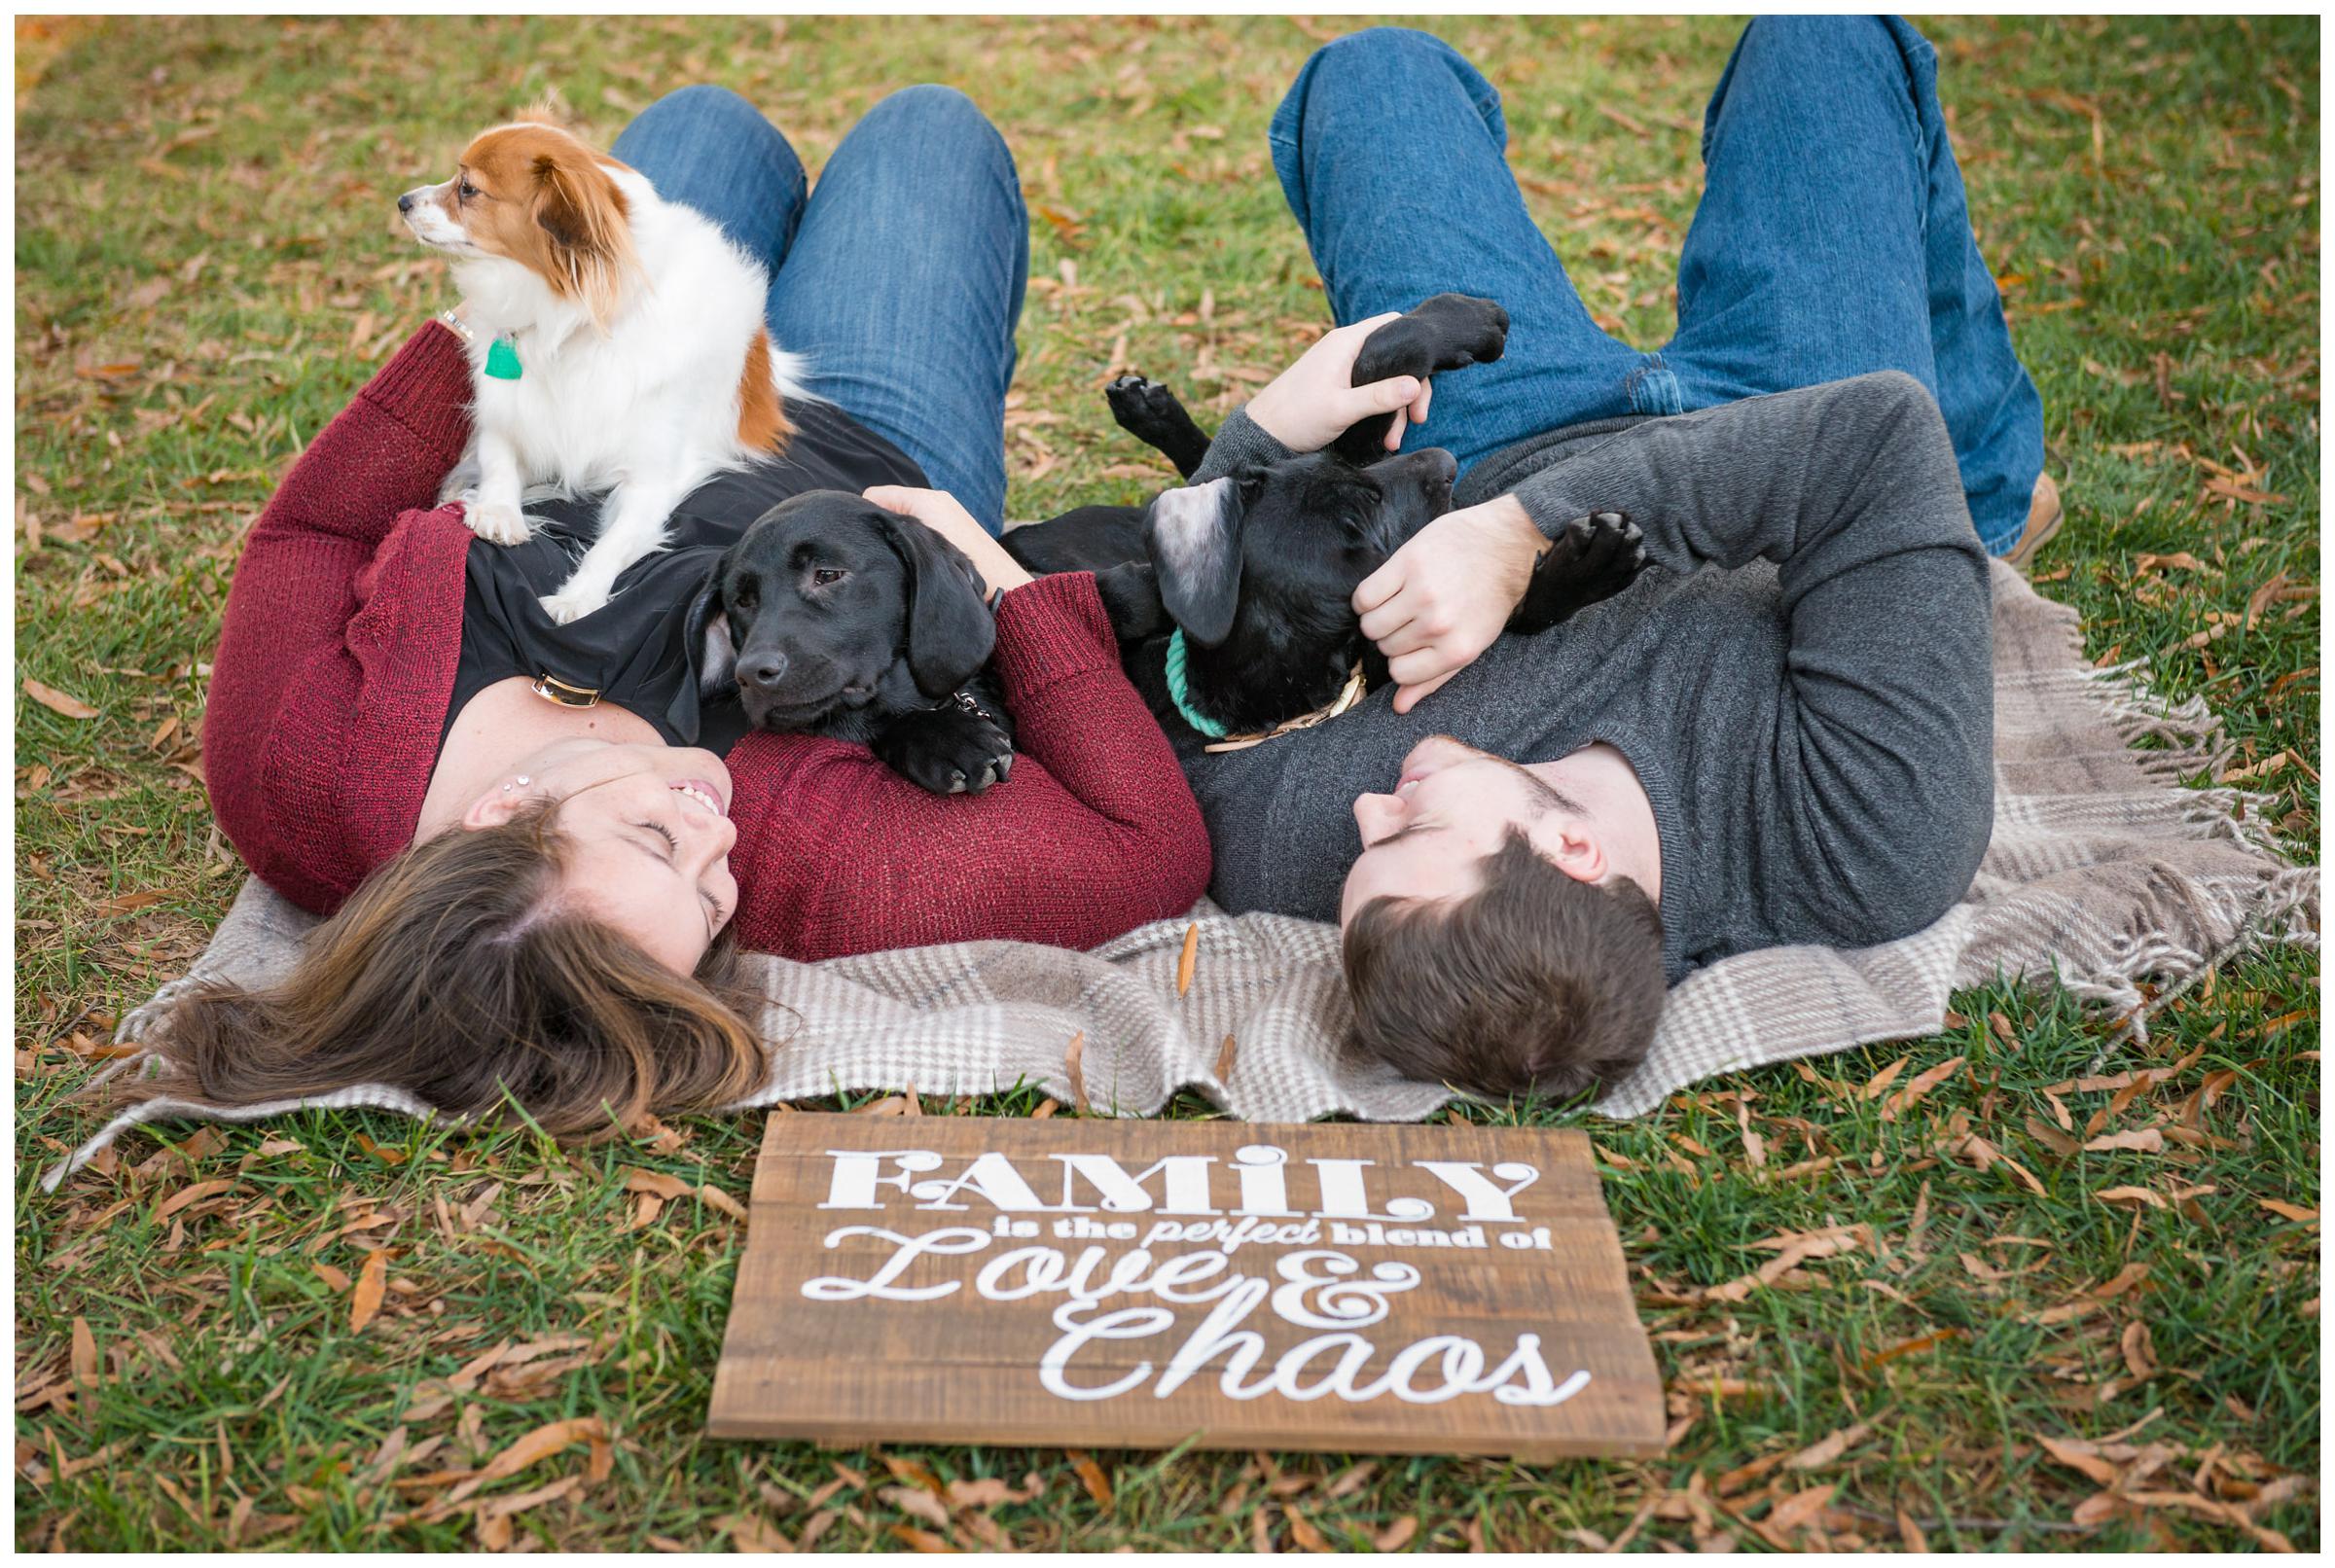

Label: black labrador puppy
[687,490,1016,795]
[1002,294,1648,743]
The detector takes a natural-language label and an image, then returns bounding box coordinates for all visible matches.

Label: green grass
[16,14,2320,1552]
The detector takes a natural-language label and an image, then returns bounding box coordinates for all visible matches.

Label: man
[1171,20,2049,1100]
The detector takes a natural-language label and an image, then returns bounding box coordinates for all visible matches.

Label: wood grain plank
[709,1114,1665,1458]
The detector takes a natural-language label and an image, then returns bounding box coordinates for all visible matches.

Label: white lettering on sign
[801,1227,1594,1412]
[815,1144,1543,1222]
[1412,1160,1541,1222]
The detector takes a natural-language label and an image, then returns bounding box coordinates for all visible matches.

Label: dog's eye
[732,584,759,610]
[457,180,479,200]
[812,568,845,587]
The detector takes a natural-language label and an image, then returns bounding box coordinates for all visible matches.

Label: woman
[140,85,1210,1136]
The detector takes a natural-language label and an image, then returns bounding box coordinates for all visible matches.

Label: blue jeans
[612,84,1029,534]
[1270,20,2046,554]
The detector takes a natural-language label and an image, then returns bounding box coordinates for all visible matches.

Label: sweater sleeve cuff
[357,322,476,470]
[990,570,1118,701]
[1190,407,1297,484]
[1504,465,1598,545]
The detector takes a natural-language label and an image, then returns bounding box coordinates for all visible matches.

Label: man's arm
[1510,371,1994,940]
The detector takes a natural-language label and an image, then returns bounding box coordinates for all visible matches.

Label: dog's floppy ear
[873,509,996,697]
[528,146,635,329]
[685,556,737,697]
[1144,470,1262,647]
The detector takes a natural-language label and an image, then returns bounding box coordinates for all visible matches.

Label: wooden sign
[708,1114,1665,1459]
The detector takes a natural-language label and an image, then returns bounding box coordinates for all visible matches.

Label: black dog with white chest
[1004,293,1649,745]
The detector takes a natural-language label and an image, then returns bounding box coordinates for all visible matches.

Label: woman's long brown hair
[116,799,771,1136]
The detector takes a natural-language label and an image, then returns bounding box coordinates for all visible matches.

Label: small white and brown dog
[400,110,810,623]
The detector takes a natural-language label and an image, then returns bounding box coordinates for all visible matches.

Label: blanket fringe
[41,1081,445,1194]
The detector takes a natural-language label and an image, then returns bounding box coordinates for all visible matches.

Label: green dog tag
[485,336,522,381]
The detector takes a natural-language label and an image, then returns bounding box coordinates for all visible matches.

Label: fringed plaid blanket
[43,563,2318,1190]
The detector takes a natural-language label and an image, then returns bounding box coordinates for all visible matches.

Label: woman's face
[464,738,739,974]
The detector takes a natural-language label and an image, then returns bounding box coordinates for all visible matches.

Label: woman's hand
[1353,493,1548,713]
[863,485,1034,598]
[1245,313,1435,454]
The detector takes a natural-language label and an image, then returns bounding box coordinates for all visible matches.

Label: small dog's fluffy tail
[768,339,818,406]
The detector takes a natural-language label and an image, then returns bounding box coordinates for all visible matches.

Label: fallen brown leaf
[23,678,98,719]
[880,1484,953,1530]
[622,1168,692,1200]
[714,1512,792,1552]
[1373,1516,1419,1550]
[1764,1483,1837,1536]
[2039,1434,2122,1487]
[1063,1031,1092,1116]
[155,1177,238,1219]
[350,1250,389,1334]
[2122,1320,2159,1379]
[1067,1450,1112,1509]
[1881,1056,1963,1122]
[69,1318,98,1387]
[2085,1127,2166,1154]
[475,1417,606,1484]
[1860,1055,1910,1100]
[2091,1263,2152,1299]
[1176,923,1200,995]
[1785,1421,1871,1471]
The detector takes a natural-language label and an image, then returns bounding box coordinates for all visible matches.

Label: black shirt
[440,399,925,754]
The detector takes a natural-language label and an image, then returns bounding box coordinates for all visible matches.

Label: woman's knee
[618,83,771,146]
[860,84,1009,157]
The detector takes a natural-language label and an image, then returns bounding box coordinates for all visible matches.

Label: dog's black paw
[1106,374,1213,480]
[872,699,1017,796]
[1333,295,1512,466]
[1350,293,1512,386]
[1509,511,1649,635]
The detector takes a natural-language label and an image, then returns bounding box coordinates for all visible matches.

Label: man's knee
[1303,25,1472,97]
[1284,26,1504,155]
[1736,15,1926,102]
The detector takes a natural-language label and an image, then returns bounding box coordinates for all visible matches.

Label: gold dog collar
[1201,662,1369,754]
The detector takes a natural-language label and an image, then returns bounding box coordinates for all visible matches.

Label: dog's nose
[738,653,788,691]
[397,193,415,214]
[1421,447,1458,486]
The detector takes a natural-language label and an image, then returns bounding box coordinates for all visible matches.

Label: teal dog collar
[1163,627,1229,739]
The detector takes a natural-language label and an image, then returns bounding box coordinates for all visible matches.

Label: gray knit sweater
[1177,371,1995,984]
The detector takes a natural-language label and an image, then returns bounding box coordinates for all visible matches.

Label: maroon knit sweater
[206,323,1213,960]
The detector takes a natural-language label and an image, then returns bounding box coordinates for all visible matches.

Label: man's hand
[1353,493,1547,713]
[1246,312,1435,454]
[863,485,1034,599]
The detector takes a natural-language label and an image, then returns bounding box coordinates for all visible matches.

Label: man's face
[1339,734,1589,926]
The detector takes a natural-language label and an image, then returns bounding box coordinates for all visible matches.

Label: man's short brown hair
[1341,829,1667,1103]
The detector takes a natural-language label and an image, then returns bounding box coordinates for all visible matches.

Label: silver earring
[502,774,531,794]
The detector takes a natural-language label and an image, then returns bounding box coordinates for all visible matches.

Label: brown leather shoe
[2005,472,2063,574]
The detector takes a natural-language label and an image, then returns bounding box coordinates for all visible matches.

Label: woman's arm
[725,571,1212,960]
[204,326,475,857]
